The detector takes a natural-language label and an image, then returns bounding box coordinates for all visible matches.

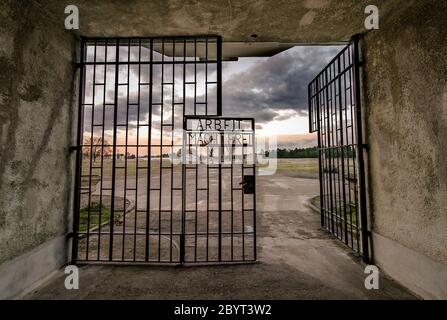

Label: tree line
[265,147,356,158]
[265,147,319,158]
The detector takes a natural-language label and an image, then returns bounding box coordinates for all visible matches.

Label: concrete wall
[362,1,447,299]
[0,0,77,298]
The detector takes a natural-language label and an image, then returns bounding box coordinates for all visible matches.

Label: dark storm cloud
[221,46,343,123]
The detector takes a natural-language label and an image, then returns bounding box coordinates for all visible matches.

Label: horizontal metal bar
[79,60,219,66]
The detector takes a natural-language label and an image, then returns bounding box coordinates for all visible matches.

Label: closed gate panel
[72,36,256,265]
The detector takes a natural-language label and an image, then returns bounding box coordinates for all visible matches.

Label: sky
[221,45,343,148]
[82,44,344,154]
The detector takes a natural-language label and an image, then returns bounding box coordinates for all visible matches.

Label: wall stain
[0,1,77,263]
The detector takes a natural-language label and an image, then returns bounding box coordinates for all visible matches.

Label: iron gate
[308,37,369,262]
[72,36,256,264]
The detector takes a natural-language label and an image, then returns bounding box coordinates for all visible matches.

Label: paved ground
[25,172,416,299]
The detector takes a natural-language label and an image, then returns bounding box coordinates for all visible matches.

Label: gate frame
[352,35,370,263]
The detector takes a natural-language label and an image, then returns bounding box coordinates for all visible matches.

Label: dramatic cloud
[221,46,343,123]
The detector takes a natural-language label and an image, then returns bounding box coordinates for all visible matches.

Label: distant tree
[83,137,112,162]
[270,146,356,159]
[272,147,319,159]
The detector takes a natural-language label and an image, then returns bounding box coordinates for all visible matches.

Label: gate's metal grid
[183,116,256,263]
[308,38,369,262]
[72,36,223,264]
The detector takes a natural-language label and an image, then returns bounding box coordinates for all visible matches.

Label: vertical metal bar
[308,83,314,134]
[252,119,257,261]
[241,140,245,260]
[324,70,335,234]
[338,55,349,245]
[182,39,186,119]
[97,40,108,260]
[170,39,175,262]
[343,49,354,249]
[179,233,185,264]
[158,38,164,262]
[333,62,343,240]
[334,64,342,240]
[316,79,325,228]
[329,66,336,237]
[218,131,223,262]
[122,40,131,261]
[205,141,208,261]
[181,38,186,263]
[230,141,234,261]
[145,38,153,262]
[194,37,197,115]
[205,37,208,115]
[216,36,222,116]
[330,68,337,237]
[71,37,86,264]
[347,45,358,250]
[181,117,187,264]
[109,39,120,261]
[322,77,330,230]
[320,77,328,229]
[348,44,361,252]
[134,39,142,261]
[352,35,370,263]
[311,79,325,228]
[86,40,98,260]
[194,37,200,261]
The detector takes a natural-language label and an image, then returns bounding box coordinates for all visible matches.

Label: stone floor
[25,172,416,299]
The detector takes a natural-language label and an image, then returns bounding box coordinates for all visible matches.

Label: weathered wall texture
[0,1,76,265]
[37,0,404,43]
[362,1,447,265]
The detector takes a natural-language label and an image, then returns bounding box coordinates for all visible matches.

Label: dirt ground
[25,171,416,299]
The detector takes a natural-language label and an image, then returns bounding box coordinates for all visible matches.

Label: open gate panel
[308,38,369,262]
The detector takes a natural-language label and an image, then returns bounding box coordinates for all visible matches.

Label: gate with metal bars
[72,36,256,264]
[308,37,370,262]
[183,116,256,263]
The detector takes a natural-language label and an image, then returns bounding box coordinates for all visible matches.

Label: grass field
[274,158,319,174]
[79,202,110,232]
[82,158,320,178]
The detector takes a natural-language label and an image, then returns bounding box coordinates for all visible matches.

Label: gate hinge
[361,143,369,150]
[75,62,82,69]
[69,145,81,152]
